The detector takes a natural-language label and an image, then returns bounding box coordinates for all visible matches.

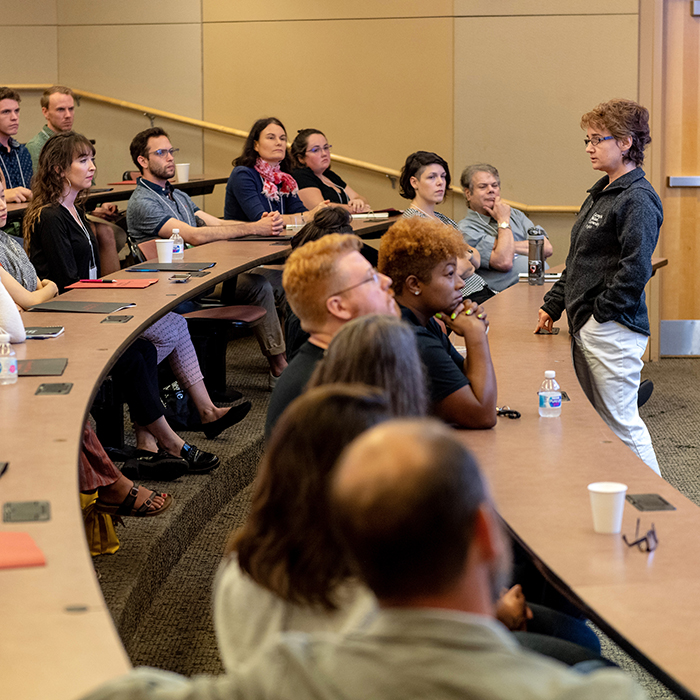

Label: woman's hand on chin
[437,300,489,338]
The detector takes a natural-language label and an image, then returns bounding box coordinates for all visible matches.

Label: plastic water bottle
[0,331,18,385]
[170,229,185,261]
[538,370,561,417]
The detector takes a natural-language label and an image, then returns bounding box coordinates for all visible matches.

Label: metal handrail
[8,84,579,214]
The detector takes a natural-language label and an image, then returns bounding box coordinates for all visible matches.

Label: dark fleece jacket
[541,168,662,336]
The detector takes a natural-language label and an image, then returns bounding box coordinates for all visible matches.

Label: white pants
[572,317,660,475]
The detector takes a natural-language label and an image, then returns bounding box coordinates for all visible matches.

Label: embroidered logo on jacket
[585,213,603,230]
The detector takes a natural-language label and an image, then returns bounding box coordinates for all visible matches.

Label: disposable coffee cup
[587,482,628,534]
[175,163,190,183]
[155,238,174,263]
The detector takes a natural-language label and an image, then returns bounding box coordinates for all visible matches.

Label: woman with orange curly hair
[379,217,497,429]
[536,99,661,475]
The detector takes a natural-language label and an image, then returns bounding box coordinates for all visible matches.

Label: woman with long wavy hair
[23,132,246,476]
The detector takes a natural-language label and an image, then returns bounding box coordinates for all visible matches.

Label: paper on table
[0,532,46,569]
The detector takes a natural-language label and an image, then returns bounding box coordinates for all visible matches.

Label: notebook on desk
[29,300,136,314]
[66,279,158,289]
[234,234,294,241]
[126,262,216,272]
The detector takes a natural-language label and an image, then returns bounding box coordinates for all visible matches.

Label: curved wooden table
[0,216,393,700]
[0,240,289,700]
[4,235,691,699]
[457,275,700,700]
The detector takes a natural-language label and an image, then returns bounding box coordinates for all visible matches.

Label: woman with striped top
[399,151,495,304]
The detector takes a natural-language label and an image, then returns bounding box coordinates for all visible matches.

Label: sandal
[95,485,172,518]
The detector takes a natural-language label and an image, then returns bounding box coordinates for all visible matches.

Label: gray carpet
[94,351,700,699]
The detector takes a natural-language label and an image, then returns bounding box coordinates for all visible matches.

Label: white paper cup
[587,482,628,534]
[175,163,190,183]
[155,238,174,263]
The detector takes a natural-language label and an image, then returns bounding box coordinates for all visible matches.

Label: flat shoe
[202,401,252,439]
[121,450,188,481]
[638,379,654,408]
[181,443,220,473]
[96,485,172,518]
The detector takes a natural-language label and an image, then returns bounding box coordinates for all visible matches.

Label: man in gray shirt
[127,127,288,383]
[82,419,644,700]
[458,164,553,292]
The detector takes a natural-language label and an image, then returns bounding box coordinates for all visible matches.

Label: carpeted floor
[94,349,700,699]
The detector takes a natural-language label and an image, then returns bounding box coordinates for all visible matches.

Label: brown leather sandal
[95,485,172,517]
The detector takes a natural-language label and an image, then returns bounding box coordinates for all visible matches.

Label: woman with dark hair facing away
[290,128,370,214]
[307,314,427,417]
[214,384,391,670]
[224,117,328,224]
[536,99,662,476]
[379,216,498,429]
[23,132,238,476]
[400,151,494,305]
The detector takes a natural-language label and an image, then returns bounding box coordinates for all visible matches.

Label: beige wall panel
[14,90,52,146]
[74,103,204,188]
[453,14,638,209]
[57,0,199,25]
[659,0,700,320]
[4,27,58,86]
[6,0,57,25]
[57,25,202,119]
[203,18,453,213]
[453,0,637,16]
[203,0,452,23]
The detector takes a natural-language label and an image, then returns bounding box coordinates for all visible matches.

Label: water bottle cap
[544,370,556,378]
[172,229,179,234]
[0,332,10,343]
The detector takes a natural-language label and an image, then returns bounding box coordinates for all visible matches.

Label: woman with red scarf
[224,117,328,224]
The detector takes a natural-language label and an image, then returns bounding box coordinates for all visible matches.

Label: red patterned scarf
[254,158,298,202]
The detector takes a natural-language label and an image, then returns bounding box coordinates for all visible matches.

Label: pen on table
[79,279,117,283]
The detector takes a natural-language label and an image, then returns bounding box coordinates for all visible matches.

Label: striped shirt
[402,207,489,298]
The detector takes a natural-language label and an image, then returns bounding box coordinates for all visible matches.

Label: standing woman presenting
[536,99,662,475]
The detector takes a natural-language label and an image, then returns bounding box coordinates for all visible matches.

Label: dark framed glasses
[622,518,658,552]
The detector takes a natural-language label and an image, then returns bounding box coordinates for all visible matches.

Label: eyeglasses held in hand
[622,518,658,552]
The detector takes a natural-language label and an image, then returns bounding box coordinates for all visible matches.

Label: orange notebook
[0,532,46,569]
[66,279,159,290]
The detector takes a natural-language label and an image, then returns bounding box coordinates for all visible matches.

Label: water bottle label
[539,392,561,408]
[172,243,183,254]
[0,358,17,376]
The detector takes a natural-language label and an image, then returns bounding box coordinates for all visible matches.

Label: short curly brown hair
[580,98,651,167]
[283,233,362,329]
[378,217,468,296]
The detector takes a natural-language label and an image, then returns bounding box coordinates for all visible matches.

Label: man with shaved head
[83,420,643,700]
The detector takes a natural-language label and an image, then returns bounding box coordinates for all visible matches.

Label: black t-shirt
[292,167,348,205]
[400,305,469,404]
[265,341,326,438]
[29,205,100,293]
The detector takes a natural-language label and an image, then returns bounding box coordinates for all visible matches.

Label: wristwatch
[497,221,511,230]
